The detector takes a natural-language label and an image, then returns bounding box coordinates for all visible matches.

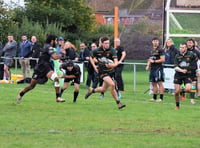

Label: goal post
[165,0,200,42]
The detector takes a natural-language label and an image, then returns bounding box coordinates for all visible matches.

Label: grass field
[0,69,200,148]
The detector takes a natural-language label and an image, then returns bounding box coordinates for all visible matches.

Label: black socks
[73,91,79,102]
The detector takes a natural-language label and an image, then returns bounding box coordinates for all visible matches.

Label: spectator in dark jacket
[78,43,90,62]
[164,38,179,65]
[61,41,78,61]
[114,38,126,99]
[163,38,179,94]
[30,36,41,68]
[86,43,99,88]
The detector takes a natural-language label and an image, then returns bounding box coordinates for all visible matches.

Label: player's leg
[16,78,38,103]
[157,81,164,102]
[73,83,80,103]
[174,84,181,109]
[60,82,69,98]
[151,82,158,101]
[47,71,65,102]
[85,74,109,99]
[102,76,126,109]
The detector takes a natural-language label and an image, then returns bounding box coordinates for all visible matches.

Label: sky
[2,0,24,7]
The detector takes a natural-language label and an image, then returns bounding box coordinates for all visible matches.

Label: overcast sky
[3,0,24,6]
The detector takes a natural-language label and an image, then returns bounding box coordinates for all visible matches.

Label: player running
[85,36,126,109]
[174,43,197,110]
[58,60,81,103]
[16,35,65,103]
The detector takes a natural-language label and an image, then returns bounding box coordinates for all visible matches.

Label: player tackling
[16,35,65,103]
[85,36,126,109]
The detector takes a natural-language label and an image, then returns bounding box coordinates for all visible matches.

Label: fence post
[133,63,136,92]
[14,58,18,74]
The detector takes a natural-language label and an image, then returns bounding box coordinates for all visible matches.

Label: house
[176,0,200,7]
[95,9,144,25]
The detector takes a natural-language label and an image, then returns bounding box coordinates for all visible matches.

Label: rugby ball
[98,57,113,64]
[107,59,114,64]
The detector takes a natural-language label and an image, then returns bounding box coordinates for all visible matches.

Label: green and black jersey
[174,50,197,74]
[149,47,165,70]
[92,46,117,74]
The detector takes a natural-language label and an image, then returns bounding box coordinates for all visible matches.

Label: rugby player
[174,43,197,109]
[16,35,65,103]
[59,60,81,103]
[85,36,126,109]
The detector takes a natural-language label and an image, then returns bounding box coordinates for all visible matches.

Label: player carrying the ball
[85,36,126,109]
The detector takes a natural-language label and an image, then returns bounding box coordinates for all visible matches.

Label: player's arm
[106,57,118,68]
[51,52,64,60]
[174,66,187,73]
[174,56,187,73]
[106,49,119,68]
[60,75,76,79]
[154,55,165,63]
[50,47,64,60]
[145,60,151,71]
[90,56,98,72]
[118,51,126,64]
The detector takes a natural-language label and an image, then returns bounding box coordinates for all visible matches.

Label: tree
[23,0,95,33]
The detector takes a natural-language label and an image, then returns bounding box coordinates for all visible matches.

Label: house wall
[176,0,200,6]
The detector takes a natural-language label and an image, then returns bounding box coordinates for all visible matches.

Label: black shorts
[190,69,197,81]
[173,73,192,85]
[149,67,164,82]
[98,72,115,80]
[32,63,52,80]
[64,76,80,84]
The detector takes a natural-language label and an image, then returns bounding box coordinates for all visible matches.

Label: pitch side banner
[76,63,84,83]
[163,68,175,89]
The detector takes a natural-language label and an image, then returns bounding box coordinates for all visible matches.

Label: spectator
[2,35,17,80]
[56,37,65,54]
[114,38,126,99]
[86,43,99,89]
[61,41,78,61]
[78,43,90,86]
[18,35,32,82]
[98,37,105,98]
[30,36,41,68]
[164,38,179,66]
[163,38,179,94]
[78,43,90,62]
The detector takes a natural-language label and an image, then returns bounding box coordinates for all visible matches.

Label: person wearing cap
[59,60,81,103]
[56,37,64,54]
